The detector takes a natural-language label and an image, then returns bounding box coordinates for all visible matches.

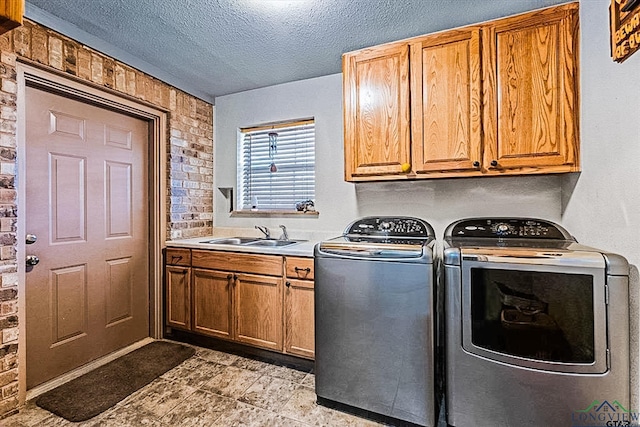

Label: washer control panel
[448,218,572,240]
[345,216,434,238]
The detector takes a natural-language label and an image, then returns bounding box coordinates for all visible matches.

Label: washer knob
[496,223,510,235]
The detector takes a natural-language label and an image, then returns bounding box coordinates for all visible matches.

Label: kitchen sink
[244,239,303,247]
[200,237,305,247]
[200,237,259,245]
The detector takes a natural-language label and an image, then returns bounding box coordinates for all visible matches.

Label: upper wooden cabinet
[410,27,482,175]
[482,4,579,174]
[0,0,23,35]
[343,2,579,181]
[343,41,411,178]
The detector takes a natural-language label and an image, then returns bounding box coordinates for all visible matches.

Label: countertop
[166,236,318,257]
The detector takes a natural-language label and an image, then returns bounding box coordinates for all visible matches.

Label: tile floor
[2,342,386,427]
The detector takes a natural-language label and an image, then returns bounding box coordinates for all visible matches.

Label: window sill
[230,210,319,218]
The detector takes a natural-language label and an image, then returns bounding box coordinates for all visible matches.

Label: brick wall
[0,20,214,418]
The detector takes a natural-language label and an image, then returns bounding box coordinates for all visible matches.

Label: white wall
[562,0,640,267]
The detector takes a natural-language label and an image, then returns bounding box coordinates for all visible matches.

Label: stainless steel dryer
[314,216,437,426]
[443,218,630,427]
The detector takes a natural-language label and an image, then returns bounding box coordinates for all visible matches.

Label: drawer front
[285,256,314,280]
[166,248,191,266]
[192,250,283,276]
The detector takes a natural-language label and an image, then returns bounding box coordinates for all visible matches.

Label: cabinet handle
[286,281,291,288]
[227,274,233,280]
[171,255,183,263]
[472,161,480,168]
[294,267,311,273]
[490,160,498,167]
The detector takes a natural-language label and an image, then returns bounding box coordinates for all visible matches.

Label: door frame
[16,62,167,404]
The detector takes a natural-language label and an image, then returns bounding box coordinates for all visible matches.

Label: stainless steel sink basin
[200,237,259,245]
[200,237,305,247]
[244,239,304,247]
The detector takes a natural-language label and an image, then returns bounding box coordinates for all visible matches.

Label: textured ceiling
[25,0,571,103]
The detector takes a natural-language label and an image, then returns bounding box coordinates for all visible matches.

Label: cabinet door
[482,3,579,173]
[343,41,411,180]
[165,265,191,330]
[192,268,234,339]
[284,279,314,359]
[0,0,23,34]
[235,273,283,351]
[410,28,482,174]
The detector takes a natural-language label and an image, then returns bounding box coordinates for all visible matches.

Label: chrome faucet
[278,225,289,241]
[255,225,270,239]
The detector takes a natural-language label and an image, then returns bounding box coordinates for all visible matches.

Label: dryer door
[460,252,608,374]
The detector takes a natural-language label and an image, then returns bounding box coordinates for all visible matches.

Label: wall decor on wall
[611,0,640,62]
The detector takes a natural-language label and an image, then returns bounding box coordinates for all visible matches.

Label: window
[237,119,315,212]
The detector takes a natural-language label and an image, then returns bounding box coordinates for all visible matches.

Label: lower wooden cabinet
[165,248,192,331]
[284,257,315,359]
[235,273,283,351]
[284,279,315,359]
[192,268,233,339]
[165,248,314,358]
[166,265,191,330]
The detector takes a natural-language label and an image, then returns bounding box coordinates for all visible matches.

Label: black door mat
[35,340,195,422]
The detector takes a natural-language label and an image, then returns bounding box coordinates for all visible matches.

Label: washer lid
[318,236,427,258]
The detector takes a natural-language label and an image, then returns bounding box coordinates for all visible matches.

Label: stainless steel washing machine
[314,216,437,426]
[443,218,630,427]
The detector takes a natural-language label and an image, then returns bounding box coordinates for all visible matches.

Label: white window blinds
[238,119,315,211]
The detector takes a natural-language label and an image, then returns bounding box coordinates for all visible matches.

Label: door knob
[26,255,39,266]
[26,234,37,245]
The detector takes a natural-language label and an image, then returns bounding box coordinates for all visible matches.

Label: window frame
[233,118,317,217]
